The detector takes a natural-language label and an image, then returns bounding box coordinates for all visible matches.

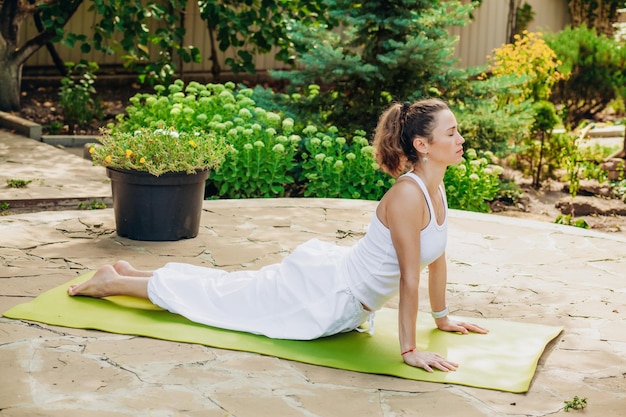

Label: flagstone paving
[1,129,625,416]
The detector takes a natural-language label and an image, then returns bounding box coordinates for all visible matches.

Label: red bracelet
[401,348,415,356]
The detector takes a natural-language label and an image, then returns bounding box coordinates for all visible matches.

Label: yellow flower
[139,157,146,164]
[89,147,95,154]
[125,149,133,158]
[105,155,112,164]
[188,140,197,148]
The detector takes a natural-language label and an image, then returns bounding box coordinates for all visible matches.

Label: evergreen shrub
[271,0,476,135]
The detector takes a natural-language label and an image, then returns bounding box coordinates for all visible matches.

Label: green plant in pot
[90,125,230,242]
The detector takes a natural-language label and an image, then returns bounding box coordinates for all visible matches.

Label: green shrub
[453,92,534,156]
[612,178,626,201]
[444,149,503,213]
[507,131,573,185]
[113,80,250,133]
[299,126,394,200]
[249,84,328,130]
[494,178,524,206]
[446,65,535,157]
[210,116,301,198]
[109,80,502,211]
[545,24,626,127]
[58,61,101,134]
[576,140,621,184]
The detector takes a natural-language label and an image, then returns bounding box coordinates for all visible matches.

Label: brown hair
[372,99,449,177]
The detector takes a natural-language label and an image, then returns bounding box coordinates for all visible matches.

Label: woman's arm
[428,252,447,314]
[428,252,489,335]
[381,180,459,373]
[383,181,422,354]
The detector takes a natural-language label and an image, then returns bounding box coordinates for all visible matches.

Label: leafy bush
[58,61,102,134]
[576,139,621,184]
[494,178,524,206]
[249,84,329,131]
[109,80,396,200]
[612,178,626,202]
[451,75,535,156]
[299,126,393,200]
[210,116,301,198]
[106,80,503,212]
[444,149,503,213]
[560,129,622,199]
[113,80,251,133]
[507,131,572,185]
[545,24,626,127]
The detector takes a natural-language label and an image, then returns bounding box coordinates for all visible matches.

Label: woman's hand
[435,316,489,335]
[402,349,458,373]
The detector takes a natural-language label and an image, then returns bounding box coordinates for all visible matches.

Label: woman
[68,98,488,373]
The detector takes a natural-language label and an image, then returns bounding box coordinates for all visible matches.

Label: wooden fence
[21,0,570,75]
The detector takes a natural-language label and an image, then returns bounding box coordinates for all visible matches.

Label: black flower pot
[107,167,209,241]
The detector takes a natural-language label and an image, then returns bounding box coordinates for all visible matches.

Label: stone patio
[1,129,625,416]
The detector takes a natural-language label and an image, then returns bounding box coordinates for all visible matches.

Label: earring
[422,156,428,162]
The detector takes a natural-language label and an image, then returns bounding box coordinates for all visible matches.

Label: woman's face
[427,109,465,166]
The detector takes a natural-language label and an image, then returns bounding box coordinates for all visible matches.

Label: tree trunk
[0,0,82,111]
[208,25,221,82]
[506,0,522,43]
[0,50,22,111]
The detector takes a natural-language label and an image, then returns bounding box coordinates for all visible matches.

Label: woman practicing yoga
[69,98,488,373]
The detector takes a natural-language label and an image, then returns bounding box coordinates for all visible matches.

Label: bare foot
[113,260,152,277]
[68,265,119,297]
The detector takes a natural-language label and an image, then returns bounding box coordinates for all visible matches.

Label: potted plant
[90,126,229,241]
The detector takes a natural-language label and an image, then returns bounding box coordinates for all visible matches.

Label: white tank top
[343,172,448,311]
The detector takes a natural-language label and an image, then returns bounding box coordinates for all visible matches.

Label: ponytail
[373,99,449,177]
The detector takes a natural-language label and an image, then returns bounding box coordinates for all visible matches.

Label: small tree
[529,100,561,188]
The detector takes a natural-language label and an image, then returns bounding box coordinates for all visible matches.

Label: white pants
[147,239,371,340]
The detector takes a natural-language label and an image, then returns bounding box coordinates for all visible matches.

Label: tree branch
[14,0,83,66]
[14,29,55,66]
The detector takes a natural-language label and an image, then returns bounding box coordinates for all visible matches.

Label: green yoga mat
[3,272,562,393]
